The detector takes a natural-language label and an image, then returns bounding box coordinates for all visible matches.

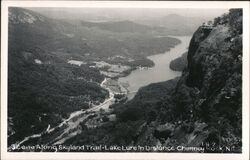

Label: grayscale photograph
[6,6,243,153]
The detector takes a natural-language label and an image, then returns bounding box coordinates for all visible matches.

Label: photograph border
[1,1,249,160]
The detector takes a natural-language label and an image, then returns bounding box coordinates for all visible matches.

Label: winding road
[11,78,115,150]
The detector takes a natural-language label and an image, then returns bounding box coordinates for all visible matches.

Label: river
[118,36,192,99]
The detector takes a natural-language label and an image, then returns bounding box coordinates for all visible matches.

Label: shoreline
[117,36,190,99]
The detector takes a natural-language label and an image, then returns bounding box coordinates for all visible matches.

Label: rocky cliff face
[163,9,240,152]
[185,10,242,134]
[119,9,242,153]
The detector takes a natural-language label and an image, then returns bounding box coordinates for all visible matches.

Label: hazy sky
[29,8,229,21]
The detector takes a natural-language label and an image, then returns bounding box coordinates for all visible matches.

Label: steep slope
[71,9,242,153]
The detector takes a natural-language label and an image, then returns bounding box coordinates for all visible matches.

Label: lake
[13,36,192,147]
[118,36,192,99]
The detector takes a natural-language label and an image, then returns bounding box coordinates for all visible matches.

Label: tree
[229,9,243,34]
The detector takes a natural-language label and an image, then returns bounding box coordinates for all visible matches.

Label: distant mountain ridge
[139,14,209,35]
[28,7,209,36]
[9,7,45,24]
[81,20,154,33]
